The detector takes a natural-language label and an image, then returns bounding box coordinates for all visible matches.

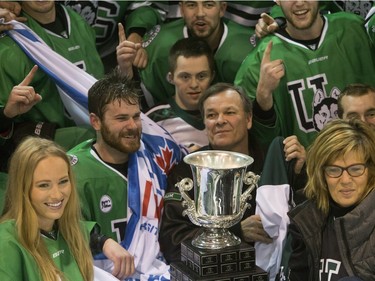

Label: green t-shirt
[0,220,95,281]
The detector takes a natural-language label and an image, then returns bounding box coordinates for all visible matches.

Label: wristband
[274,17,287,29]
[0,107,14,138]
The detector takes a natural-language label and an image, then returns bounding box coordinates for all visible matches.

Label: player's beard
[190,26,212,39]
[100,122,141,154]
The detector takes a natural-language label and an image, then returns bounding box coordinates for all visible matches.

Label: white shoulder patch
[142,25,161,48]
[69,154,79,166]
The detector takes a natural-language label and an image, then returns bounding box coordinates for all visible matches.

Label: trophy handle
[175,178,202,226]
[240,171,260,210]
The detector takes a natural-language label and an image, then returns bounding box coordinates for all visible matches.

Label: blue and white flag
[7,20,186,281]
[7,20,93,125]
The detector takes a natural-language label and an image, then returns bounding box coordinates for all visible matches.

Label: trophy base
[171,261,269,281]
[192,228,241,249]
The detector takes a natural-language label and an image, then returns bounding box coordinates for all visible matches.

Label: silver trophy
[176,150,259,250]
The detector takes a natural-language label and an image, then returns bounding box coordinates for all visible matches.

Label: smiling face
[171,55,213,110]
[203,90,252,153]
[21,0,55,23]
[30,156,71,232]
[180,1,226,39]
[96,100,142,156]
[276,0,322,40]
[325,151,368,208]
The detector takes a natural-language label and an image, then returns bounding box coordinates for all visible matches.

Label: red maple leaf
[154,146,176,174]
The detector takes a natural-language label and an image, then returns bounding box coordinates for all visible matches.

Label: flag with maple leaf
[7,21,187,281]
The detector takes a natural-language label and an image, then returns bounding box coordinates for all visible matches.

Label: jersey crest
[288,73,339,133]
[64,1,97,26]
[312,88,340,131]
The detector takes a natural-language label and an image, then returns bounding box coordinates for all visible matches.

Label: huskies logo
[64,1,98,26]
[312,88,340,131]
[288,74,339,133]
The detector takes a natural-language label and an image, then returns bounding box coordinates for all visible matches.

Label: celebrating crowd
[0,1,375,281]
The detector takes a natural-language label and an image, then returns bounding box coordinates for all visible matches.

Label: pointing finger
[19,65,38,86]
[261,40,273,64]
[260,13,275,25]
[118,22,126,43]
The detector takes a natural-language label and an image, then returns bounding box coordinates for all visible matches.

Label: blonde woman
[287,119,375,281]
[0,137,133,281]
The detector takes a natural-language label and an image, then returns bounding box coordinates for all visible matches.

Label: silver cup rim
[183,150,254,169]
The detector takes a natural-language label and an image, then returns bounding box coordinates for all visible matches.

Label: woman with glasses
[286,118,375,281]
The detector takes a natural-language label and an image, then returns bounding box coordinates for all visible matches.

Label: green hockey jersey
[140,18,257,107]
[0,4,104,129]
[235,12,375,148]
[68,139,128,243]
[145,99,207,150]
[64,1,165,60]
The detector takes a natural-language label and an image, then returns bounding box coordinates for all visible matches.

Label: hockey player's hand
[255,13,279,38]
[241,215,273,244]
[0,1,22,16]
[0,2,27,32]
[283,135,306,175]
[256,40,284,111]
[102,238,135,279]
[4,65,42,119]
[116,23,141,79]
[127,32,148,69]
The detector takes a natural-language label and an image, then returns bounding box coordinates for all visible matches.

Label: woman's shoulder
[0,220,27,257]
[0,219,16,237]
[0,220,40,280]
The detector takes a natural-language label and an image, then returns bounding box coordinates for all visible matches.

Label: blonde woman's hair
[1,137,93,281]
[305,119,375,215]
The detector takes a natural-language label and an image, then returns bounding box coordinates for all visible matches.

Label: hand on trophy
[240,214,273,244]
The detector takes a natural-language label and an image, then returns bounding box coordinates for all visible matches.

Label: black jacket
[287,190,375,281]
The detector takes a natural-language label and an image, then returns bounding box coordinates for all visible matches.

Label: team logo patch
[312,88,340,131]
[69,154,78,166]
[100,195,112,213]
[65,1,97,26]
[164,192,182,202]
[249,34,257,47]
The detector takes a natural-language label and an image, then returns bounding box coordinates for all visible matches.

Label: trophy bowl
[176,150,259,249]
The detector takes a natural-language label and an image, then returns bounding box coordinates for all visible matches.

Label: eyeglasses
[323,164,367,178]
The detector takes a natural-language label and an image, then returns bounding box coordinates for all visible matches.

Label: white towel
[255,184,290,281]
